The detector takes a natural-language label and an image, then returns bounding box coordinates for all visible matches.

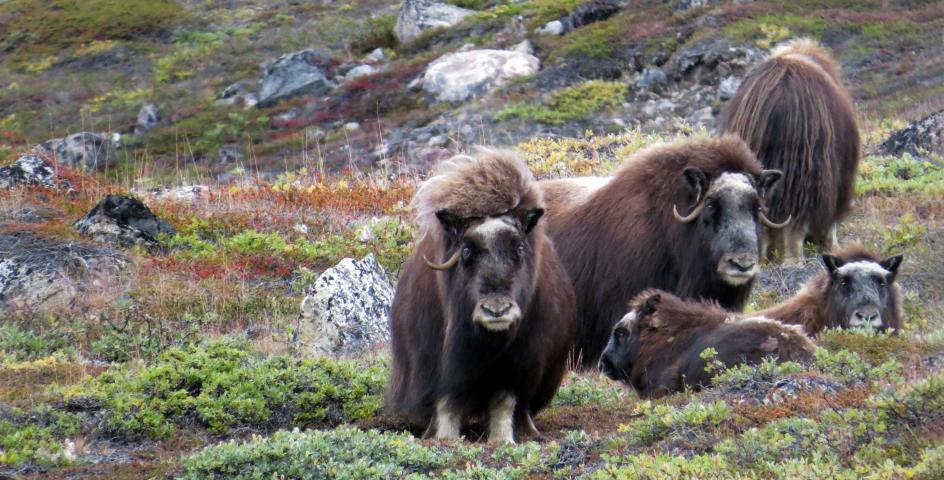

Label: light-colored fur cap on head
[771,37,841,83]
[412,148,543,232]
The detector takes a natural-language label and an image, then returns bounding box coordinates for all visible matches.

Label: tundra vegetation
[0,0,943,478]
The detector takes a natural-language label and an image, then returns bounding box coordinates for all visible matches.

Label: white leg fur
[434,399,461,440]
[488,393,517,444]
[826,224,840,252]
[784,226,807,262]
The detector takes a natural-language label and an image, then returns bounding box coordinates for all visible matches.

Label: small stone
[134,104,159,136]
[718,75,742,100]
[74,194,176,248]
[637,67,668,90]
[537,20,564,35]
[258,49,336,107]
[344,64,377,82]
[365,48,386,62]
[394,0,474,44]
[344,122,361,131]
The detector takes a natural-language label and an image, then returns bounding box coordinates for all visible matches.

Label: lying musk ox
[717,38,860,261]
[387,149,576,444]
[540,136,788,368]
[599,289,816,398]
[759,247,904,336]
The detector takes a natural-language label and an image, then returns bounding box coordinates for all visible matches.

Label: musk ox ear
[822,254,843,274]
[435,209,467,241]
[758,169,783,199]
[513,207,545,234]
[682,166,708,204]
[880,254,904,280]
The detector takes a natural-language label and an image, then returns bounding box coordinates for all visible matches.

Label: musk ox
[759,247,904,336]
[599,289,816,398]
[540,136,788,369]
[387,149,576,444]
[717,38,860,261]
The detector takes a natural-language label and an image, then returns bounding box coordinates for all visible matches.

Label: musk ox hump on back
[717,38,860,261]
[387,148,576,444]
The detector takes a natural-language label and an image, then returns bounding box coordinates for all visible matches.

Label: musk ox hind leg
[488,393,517,444]
[424,398,461,441]
[514,409,541,440]
[782,225,808,262]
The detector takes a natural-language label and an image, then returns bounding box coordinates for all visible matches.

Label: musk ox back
[599,289,816,398]
[540,136,787,369]
[717,38,860,261]
[760,246,904,336]
[387,149,576,444]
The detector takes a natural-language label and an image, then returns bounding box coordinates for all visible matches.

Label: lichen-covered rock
[394,0,473,44]
[877,109,944,158]
[134,104,159,136]
[33,132,120,172]
[673,36,763,83]
[295,254,395,358]
[258,49,337,108]
[0,232,128,316]
[74,194,176,248]
[718,75,742,100]
[0,154,57,189]
[637,67,668,90]
[423,49,540,102]
[343,64,377,83]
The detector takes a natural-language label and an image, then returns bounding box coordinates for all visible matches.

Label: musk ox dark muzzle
[474,295,522,332]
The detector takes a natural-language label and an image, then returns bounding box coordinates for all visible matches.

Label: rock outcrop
[258,49,337,108]
[295,254,395,358]
[0,232,128,316]
[0,154,57,189]
[423,49,540,102]
[73,194,176,248]
[877,109,944,158]
[34,132,120,172]
[394,0,474,44]
[536,0,621,36]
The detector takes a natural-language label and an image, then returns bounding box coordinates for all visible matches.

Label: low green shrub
[72,339,387,439]
[617,401,730,447]
[0,407,81,468]
[496,80,627,125]
[857,154,944,196]
[551,373,632,407]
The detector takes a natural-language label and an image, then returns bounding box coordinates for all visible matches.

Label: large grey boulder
[295,254,395,358]
[74,194,176,248]
[33,132,119,172]
[0,232,128,316]
[394,0,474,44]
[423,49,540,103]
[0,154,57,189]
[877,109,944,158]
[258,49,337,108]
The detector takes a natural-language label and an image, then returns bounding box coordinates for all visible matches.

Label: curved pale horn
[672,202,705,223]
[423,250,461,270]
[760,212,791,229]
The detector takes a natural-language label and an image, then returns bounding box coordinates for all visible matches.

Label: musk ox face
[823,253,903,331]
[673,168,786,286]
[598,293,661,383]
[430,208,545,333]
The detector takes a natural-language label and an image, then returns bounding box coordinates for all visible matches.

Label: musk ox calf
[387,149,576,444]
[759,247,904,336]
[717,38,860,261]
[540,136,788,369]
[599,290,816,398]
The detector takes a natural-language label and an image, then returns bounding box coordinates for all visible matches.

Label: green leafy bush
[857,154,944,196]
[551,373,632,407]
[179,426,450,480]
[496,80,628,125]
[74,339,387,439]
[0,407,80,468]
[617,401,730,447]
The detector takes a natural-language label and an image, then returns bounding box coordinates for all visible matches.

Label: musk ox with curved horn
[387,149,576,444]
[717,38,860,261]
[540,135,787,369]
[759,246,904,336]
[599,289,816,398]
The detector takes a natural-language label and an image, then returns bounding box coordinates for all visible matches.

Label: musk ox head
[673,167,787,286]
[822,253,903,331]
[598,292,663,383]
[425,207,545,333]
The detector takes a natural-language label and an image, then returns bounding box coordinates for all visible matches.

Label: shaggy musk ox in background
[759,246,904,336]
[717,38,860,261]
[540,136,788,369]
[599,289,816,398]
[386,149,576,444]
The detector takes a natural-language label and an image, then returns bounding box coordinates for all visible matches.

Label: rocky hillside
[1,0,944,479]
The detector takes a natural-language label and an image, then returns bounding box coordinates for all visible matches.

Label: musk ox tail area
[717,38,860,260]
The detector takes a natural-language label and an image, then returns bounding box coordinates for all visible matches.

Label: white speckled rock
[33,132,119,172]
[296,254,395,357]
[422,49,540,103]
[394,0,473,44]
[0,154,57,189]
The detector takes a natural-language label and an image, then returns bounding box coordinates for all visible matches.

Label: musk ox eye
[877,278,887,287]
[839,278,850,287]
[516,241,525,256]
[461,246,472,261]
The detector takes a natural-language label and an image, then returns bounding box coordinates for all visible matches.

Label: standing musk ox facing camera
[540,136,788,369]
[759,247,904,336]
[717,38,860,261]
[599,290,816,398]
[386,149,577,444]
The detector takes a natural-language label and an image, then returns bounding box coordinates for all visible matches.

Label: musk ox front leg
[424,398,461,441]
[488,393,517,444]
